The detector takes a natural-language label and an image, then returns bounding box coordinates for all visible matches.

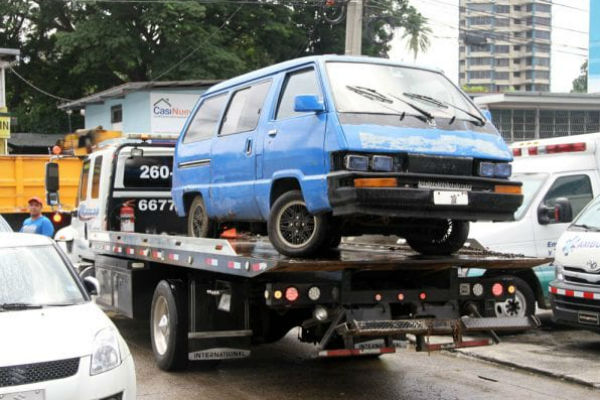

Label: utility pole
[0,48,20,155]
[344,0,363,56]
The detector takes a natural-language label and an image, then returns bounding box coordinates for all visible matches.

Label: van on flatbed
[49,135,546,371]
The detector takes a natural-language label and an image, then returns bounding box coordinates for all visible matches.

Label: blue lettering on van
[561,235,600,256]
[78,204,99,221]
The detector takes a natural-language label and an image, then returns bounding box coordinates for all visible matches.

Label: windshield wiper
[344,85,433,123]
[572,223,600,232]
[402,92,486,126]
[0,303,43,311]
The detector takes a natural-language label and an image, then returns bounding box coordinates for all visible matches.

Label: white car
[0,233,136,400]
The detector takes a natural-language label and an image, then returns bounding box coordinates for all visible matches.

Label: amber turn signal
[354,178,397,188]
[494,185,522,194]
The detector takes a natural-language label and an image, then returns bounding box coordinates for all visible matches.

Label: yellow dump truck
[0,155,82,230]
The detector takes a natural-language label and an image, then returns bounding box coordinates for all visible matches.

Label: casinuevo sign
[150,93,199,134]
[0,107,10,139]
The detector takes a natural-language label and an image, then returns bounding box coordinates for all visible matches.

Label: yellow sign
[0,107,10,139]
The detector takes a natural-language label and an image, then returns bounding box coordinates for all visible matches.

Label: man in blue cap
[20,197,54,237]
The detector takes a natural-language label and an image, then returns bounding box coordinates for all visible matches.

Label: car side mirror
[83,276,100,296]
[294,95,325,113]
[538,197,573,225]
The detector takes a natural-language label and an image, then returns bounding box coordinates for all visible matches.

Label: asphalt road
[111,316,599,400]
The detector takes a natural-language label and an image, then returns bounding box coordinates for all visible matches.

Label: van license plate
[433,191,468,206]
[4,390,45,400]
[578,311,599,325]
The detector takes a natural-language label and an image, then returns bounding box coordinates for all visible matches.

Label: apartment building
[459,0,552,93]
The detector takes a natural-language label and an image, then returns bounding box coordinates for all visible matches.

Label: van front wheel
[268,190,329,257]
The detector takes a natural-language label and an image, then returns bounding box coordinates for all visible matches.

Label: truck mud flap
[187,330,252,361]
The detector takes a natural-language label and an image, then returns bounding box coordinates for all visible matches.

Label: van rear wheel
[268,190,329,257]
[405,219,469,255]
[187,196,216,238]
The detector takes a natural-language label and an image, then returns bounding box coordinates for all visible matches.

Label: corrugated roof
[58,80,221,110]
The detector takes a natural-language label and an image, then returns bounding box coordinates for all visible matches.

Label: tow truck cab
[54,136,185,264]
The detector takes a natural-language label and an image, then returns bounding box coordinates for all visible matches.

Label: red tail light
[285,287,299,302]
[492,283,503,297]
[512,148,522,156]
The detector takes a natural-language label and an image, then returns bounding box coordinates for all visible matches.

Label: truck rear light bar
[513,142,587,157]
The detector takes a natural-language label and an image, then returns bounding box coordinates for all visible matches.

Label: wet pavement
[112,314,599,400]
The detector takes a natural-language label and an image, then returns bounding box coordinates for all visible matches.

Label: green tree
[571,60,588,93]
[1,0,430,134]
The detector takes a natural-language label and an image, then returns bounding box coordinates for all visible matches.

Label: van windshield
[514,172,548,220]
[571,196,600,231]
[326,62,482,122]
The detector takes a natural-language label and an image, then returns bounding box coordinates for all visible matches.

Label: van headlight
[90,327,122,375]
[344,154,369,171]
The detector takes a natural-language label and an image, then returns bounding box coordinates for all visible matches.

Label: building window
[468,16,493,25]
[495,72,509,80]
[496,58,509,67]
[513,19,521,25]
[513,72,521,77]
[495,18,510,27]
[513,58,521,64]
[495,4,510,13]
[514,85,521,90]
[469,44,490,52]
[468,70,492,79]
[495,45,510,53]
[513,45,521,51]
[110,105,122,123]
[514,5,521,11]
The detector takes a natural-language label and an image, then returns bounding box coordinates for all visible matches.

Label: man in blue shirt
[20,197,54,237]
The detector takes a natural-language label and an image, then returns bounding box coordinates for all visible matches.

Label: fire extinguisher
[120,200,135,232]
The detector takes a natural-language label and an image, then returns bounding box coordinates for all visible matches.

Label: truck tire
[150,280,188,371]
[405,219,469,255]
[268,190,329,257]
[486,276,535,318]
[187,196,216,238]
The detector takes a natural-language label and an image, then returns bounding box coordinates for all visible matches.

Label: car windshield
[571,196,600,231]
[325,62,482,121]
[0,215,11,232]
[0,245,85,307]
[514,172,548,220]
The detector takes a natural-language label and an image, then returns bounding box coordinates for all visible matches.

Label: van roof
[204,55,444,96]
[511,132,600,149]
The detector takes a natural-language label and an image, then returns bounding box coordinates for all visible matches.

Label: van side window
[91,156,103,199]
[220,80,272,135]
[79,160,90,202]
[543,175,593,216]
[183,93,228,144]
[276,68,321,120]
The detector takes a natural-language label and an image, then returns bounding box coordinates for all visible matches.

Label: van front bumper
[549,281,600,332]
[327,171,522,221]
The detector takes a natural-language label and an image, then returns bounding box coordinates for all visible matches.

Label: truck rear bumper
[327,172,522,221]
[549,281,600,331]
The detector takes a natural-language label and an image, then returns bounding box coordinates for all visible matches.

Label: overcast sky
[389,0,590,92]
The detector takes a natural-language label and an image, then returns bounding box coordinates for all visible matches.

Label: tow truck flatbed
[90,231,550,277]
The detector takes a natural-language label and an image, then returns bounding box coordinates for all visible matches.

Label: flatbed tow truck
[48,136,548,371]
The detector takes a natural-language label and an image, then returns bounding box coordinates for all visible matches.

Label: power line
[8,66,74,102]
[537,0,588,13]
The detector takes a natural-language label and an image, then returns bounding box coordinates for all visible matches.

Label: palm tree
[401,12,431,61]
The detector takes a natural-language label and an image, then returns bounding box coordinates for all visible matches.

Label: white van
[550,195,600,331]
[468,132,600,317]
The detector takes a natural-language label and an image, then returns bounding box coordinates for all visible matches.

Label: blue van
[172,55,523,257]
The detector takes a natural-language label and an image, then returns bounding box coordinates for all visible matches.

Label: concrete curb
[445,349,600,390]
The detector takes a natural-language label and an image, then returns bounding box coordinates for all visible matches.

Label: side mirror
[45,162,60,207]
[294,95,325,113]
[46,162,59,192]
[538,197,573,225]
[553,197,573,223]
[83,276,100,296]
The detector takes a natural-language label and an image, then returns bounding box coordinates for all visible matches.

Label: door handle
[245,138,252,155]
[268,129,278,137]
